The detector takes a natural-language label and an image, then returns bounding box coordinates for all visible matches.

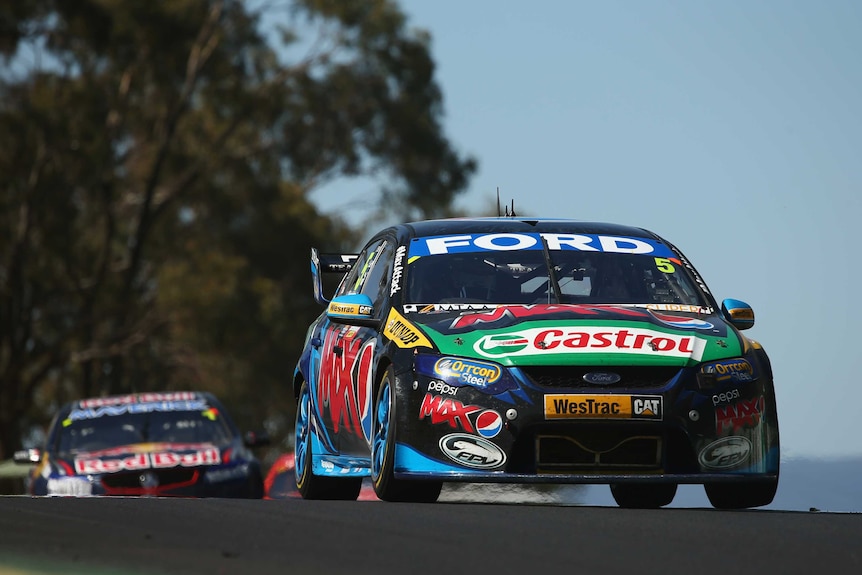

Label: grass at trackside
[0,553,150,575]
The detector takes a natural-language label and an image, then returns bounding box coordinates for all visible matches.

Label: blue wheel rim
[295,384,310,484]
[371,380,390,481]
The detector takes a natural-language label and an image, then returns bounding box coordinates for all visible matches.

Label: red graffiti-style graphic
[318,326,375,437]
[449,304,647,330]
[419,393,482,432]
[716,396,764,434]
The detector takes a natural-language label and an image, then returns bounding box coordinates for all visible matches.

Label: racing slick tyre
[704,479,778,510]
[295,380,363,500]
[372,366,442,503]
[610,483,677,509]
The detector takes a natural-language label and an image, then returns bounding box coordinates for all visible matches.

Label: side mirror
[13,448,41,464]
[327,293,381,328]
[721,298,755,330]
[243,430,271,448]
[311,248,358,306]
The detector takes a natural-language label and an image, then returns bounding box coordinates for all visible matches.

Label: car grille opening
[100,468,197,489]
[505,425,701,475]
[520,365,682,389]
[536,434,662,472]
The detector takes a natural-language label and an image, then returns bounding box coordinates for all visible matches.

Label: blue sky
[310,1,861,459]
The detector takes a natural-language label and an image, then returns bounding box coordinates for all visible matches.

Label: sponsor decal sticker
[67,400,209,422]
[74,448,221,474]
[419,393,482,432]
[712,389,740,406]
[716,396,764,434]
[702,359,756,384]
[390,245,407,297]
[419,394,503,438]
[650,311,714,330]
[427,380,458,396]
[474,326,705,361]
[383,308,432,348]
[438,433,506,469]
[544,394,663,420]
[403,303,499,314]
[78,392,198,409]
[433,357,502,388]
[643,303,713,314]
[328,302,371,316]
[475,410,503,438]
[410,233,675,258]
[698,436,752,470]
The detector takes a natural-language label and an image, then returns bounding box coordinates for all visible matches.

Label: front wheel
[704,479,778,510]
[610,483,677,509]
[371,366,442,503]
[295,380,362,500]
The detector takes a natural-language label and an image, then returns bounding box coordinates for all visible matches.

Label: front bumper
[391,355,780,483]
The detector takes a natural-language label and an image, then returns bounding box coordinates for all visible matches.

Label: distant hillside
[579,456,862,512]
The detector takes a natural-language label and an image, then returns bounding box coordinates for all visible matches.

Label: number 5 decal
[655,257,676,273]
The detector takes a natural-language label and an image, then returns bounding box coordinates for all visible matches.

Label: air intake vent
[536,434,662,472]
[521,365,681,389]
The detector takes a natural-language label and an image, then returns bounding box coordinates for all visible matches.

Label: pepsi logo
[475,410,503,438]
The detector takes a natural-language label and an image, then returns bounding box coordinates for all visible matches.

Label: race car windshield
[55,409,234,455]
[405,250,708,307]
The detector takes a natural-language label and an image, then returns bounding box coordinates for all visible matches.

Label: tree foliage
[0,0,475,459]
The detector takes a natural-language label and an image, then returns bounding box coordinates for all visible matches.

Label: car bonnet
[399,304,742,367]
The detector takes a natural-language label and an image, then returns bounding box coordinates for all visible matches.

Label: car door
[315,236,396,457]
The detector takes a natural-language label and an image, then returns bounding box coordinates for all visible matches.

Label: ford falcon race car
[293,218,779,509]
[15,391,268,497]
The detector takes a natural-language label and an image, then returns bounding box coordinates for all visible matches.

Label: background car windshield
[406,250,708,306]
[56,410,233,454]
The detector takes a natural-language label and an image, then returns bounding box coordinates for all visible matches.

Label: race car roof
[397,217,663,241]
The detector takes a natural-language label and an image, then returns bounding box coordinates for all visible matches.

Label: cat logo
[632,396,662,419]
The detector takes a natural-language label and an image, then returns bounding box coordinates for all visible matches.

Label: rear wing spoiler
[311,248,358,305]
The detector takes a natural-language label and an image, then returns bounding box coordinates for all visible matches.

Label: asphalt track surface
[0,496,859,575]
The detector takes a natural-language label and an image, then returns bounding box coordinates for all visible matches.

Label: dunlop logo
[383,308,432,349]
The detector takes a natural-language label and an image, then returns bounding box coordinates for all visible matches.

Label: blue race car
[293,217,779,509]
[15,391,267,497]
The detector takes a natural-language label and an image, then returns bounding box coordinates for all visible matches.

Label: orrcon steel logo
[433,357,502,388]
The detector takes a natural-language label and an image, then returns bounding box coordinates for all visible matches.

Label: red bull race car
[15,391,268,497]
[293,218,779,509]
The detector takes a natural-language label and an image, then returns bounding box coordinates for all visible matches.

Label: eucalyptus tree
[0,0,475,458]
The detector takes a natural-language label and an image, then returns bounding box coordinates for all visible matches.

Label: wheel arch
[292,366,306,402]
